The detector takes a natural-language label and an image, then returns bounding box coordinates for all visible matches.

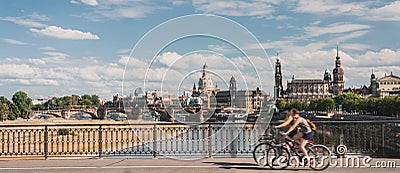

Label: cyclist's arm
[285,117,301,134]
[275,116,292,129]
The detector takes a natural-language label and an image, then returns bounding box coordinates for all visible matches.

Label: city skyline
[1,1,400,100]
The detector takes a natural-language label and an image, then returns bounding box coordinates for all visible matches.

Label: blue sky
[1,0,400,100]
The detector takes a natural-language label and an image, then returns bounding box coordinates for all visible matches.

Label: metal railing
[0,120,399,159]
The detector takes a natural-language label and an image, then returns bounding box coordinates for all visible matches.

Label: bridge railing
[0,120,399,159]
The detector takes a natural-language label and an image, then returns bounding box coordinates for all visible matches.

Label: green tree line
[0,91,100,120]
[276,92,400,117]
[33,94,100,110]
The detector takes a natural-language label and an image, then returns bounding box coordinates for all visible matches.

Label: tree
[12,91,33,119]
[72,95,80,106]
[0,96,18,120]
[81,94,91,100]
[0,103,9,121]
[275,98,286,111]
[287,100,307,111]
[90,94,100,107]
[62,96,73,108]
[334,93,362,113]
[309,98,334,112]
[81,94,93,107]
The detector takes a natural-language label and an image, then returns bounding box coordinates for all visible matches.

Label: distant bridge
[29,107,125,119]
[29,108,98,119]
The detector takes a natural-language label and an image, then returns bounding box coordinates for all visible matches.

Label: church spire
[336,41,340,59]
[371,67,376,80]
[276,52,280,62]
[202,62,208,77]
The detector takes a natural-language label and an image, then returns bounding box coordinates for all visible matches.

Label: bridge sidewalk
[0,157,398,173]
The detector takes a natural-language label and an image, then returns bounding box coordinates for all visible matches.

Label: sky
[1,0,400,101]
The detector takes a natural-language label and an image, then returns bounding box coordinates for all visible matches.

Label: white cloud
[341,43,372,51]
[157,52,182,67]
[0,64,36,78]
[0,16,47,28]
[28,58,46,65]
[32,79,60,86]
[208,44,236,53]
[354,48,400,67]
[335,30,371,42]
[172,1,186,6]
[2,38,29,45]
[30,26,100,40]
[79,66,102,81]
[117,48,131,54]
[40,46,56,51]
[155,52,234,70]
[78,1,170,20]
[27,12,50,21]
[118,56,148,67]
[70,0,79,4]
[95,6,167,19]
[70,0,98,6]
[292,1,400,22]
[0,13,49,28]
[245,22,372,53]
[192,0,278,18]
[5,57,21,63]
[364,1,400,21]
[304,22,372,38]
[81,0,98,6]
[293,0,368,16]
[42,51,69,59]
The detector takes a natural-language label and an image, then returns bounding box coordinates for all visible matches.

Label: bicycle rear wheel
[252,143,273,167]
[307,144,331,171]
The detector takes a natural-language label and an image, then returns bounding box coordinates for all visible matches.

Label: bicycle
[252,126,278,167]
[267,131,331,171]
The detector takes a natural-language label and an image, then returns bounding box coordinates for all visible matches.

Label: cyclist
[274,108,315,162]
[274,107,297,140]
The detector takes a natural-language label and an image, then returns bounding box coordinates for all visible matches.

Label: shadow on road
[202,161,310,171]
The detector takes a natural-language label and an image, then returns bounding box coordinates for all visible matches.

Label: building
[187,63,267,113]
[216,76,265,114]
[275,45,344,102]
[369,71,400,98]
[192,63,221,108]
[347,70,400,98]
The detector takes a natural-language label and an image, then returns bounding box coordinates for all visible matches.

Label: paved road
[0,157,398,173]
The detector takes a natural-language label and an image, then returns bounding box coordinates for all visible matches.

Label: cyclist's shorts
[303,131,314,140]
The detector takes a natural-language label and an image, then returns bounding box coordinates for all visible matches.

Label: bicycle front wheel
[307,144,331,171]
[252,143,273,167]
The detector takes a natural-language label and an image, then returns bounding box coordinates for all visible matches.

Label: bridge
[29,108,99,119]
[29,106,132,120]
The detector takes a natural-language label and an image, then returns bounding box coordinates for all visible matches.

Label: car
[107,113,127,121]
[70,113,92,120]
[35,114,53,120]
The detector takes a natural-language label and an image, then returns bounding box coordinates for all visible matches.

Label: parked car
[35,114,53,120]
[107,113,127,121]
[70,113,92,120]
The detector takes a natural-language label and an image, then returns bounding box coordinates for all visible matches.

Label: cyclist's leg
[298,138,308,156]
[300,131,315,164]
[286,130,297,147]
[292,131,302,145]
